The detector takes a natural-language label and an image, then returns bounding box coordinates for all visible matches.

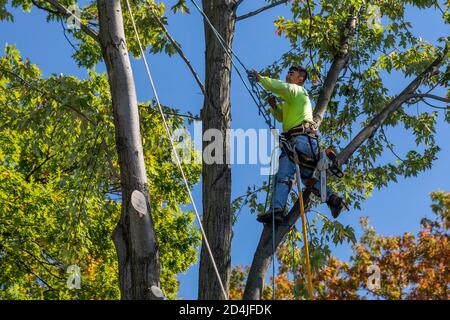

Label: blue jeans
[270,134,332,211]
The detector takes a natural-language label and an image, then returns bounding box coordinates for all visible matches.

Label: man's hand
[267,95,277,108]
[249,69,261,82]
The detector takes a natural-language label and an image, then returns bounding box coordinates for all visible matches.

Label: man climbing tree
[250,67,346,224]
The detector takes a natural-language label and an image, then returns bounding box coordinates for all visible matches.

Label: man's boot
[257,208,284,224]
[326,194,347,219]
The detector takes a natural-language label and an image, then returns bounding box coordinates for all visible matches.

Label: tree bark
[243,47,447,300]
[198,0,236,300]
[97,0,160,300]
[243,193,311,300]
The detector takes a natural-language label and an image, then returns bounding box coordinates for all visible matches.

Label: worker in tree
[250,66,346,224]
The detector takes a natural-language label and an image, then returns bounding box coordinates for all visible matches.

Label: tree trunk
[243,194,311,300]
[198,0,236,300]
[97,0,160,300]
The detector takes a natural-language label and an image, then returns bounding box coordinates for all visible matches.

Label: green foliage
[0,45,201,299]
[0,0,13,21]
[1,0,179,68]
[171,0,190,14]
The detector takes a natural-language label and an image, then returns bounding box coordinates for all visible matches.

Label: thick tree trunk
[97,0,160,299]
[243,194,311,300]
[198,0,236,300]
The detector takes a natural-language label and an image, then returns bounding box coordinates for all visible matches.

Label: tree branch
[243,191,312,299]
[21,248,65,280]
[43,0,99,42]
[337,47,447,166]
[235,0,245,8]
[236,0,289,21]
[150,10,205,95]
[31,0,59,15]
[407,93,450,104]
[313,9,358,127]
[25,153,55,182]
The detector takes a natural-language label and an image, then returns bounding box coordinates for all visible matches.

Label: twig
[149,8,205,95]
[407,93,449,104]
[31,0,59,14]
[43,0,99,42]
[101,138,120,181]
[236,0,289,21]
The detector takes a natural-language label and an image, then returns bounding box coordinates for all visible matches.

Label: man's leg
[302,174,346,218]
[257,148,296,223]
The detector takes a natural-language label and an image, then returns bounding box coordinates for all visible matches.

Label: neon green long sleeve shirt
[259,76,313,132]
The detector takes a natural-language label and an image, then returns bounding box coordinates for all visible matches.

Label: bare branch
[407,93,450,104]
[150,10,205,95]
[43,0,99,42]
[236,0,289,21]
[235,0,245,8]
[380,127,406,163]
[421,100,448,110]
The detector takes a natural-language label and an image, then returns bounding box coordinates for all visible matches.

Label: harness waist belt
[283,123,318,139]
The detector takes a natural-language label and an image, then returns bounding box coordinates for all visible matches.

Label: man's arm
[267,95,282,122]
[259,76,293,101]
[249,70,293,101]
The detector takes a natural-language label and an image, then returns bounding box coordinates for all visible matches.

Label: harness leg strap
[303,177,321,197]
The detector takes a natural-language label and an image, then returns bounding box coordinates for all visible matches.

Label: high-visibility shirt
[259,76,313,132]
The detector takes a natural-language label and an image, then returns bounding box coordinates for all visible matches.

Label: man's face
[286,69,304,85]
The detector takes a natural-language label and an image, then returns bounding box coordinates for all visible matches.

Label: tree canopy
[0,44,201,299]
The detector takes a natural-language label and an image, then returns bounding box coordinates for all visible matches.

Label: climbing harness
[124,0,228,300]
[280,135,318,172]
[280,126,345,204]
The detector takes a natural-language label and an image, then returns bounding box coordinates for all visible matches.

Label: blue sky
[1,1,448,300]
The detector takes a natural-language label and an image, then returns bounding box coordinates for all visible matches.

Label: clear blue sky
[1,1,448,299]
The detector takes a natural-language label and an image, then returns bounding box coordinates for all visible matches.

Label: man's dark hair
[289,66,308,82]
